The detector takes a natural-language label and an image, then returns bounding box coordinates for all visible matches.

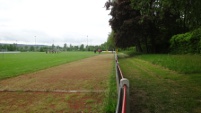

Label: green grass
[103,61,117,113]
[0,52,96,79]
[118,53,201,113]
[135,54,201,74]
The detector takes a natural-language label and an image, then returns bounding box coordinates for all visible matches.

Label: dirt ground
[0,53,114,113]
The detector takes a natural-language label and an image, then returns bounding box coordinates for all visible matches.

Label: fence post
[116,86,123,113]
[120,78,130,113]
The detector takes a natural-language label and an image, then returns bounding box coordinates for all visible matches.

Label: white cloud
[0,0,111,46]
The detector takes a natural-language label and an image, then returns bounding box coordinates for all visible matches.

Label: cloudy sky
[0,0,111,46]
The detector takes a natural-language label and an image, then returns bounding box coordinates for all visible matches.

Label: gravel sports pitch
[0,53,114,112]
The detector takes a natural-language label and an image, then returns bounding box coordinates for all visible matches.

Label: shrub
[170,28,201,54]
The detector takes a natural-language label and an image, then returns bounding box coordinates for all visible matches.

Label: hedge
[170,28,201,54]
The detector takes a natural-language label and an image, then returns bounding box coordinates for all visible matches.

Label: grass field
[0,52,96,79]
[0,53,114,112]
[119,53,201,113]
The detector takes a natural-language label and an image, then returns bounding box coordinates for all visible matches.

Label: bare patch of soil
[0,92,104,113]
[0,54,114,112]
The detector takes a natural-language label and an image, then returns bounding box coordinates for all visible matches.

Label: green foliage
[106,31,115,50]
[107,0,201,53]
[79,44,85,51]
[39,46,48,52]
[108,0,142,49]
[0,52,95,79]
[170,28,201,54]
[99,32,116,51]
[0,44,17,51]
[131,0,201,29]
[107,0,184,53]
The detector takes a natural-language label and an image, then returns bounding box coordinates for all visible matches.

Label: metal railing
[115,52,130,113]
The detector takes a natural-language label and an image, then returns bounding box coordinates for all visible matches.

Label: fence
[115,52,130,113]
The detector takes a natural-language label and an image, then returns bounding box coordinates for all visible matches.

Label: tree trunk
[145,35,149,53]
[136,38,143,53]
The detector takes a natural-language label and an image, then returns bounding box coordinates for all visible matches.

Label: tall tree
[106,0,201,53]
[80,44,84,51]
[107,31,115,50]
[107,0,143,51]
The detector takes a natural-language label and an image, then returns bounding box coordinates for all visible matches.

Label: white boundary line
[0,89,106,93]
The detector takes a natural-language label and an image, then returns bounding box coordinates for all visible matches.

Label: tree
[63,43,67,51]
[74,46,79,51]
[30,46,34,51]
[106,0,200,53]
[40,46,48,52]
[24,46,29,51]
[69,44,73,51]
[107,31,115,50]
[80,44,85,51]
[129,0,191,53]
[107,0,144,52]
[52,44,55,49]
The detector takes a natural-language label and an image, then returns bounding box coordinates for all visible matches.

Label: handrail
[117,65,124,79]
[122,84,127,113]
[115,52,130,113]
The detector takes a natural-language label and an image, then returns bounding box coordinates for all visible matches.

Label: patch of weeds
[90,103,104,113]
[46,95,54,103]
[54,102,69,112]
[85,99,95,104]
[65,95,71,101]
[103,63,117,113]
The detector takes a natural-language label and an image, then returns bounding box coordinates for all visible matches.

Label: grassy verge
[0,52,95,79]
[135,54,201,74]
[118,53,201,113]
[103,60,117,113]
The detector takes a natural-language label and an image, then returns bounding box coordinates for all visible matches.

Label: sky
[0,0,111,47]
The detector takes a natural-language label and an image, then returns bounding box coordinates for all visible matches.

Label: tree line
[105,0,201,54]
[0,43,107,52]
